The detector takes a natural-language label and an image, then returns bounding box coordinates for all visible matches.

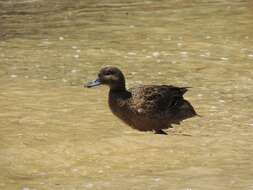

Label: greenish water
[0,0,253,190]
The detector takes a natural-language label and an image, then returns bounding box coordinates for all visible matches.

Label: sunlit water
[0,0,253,190]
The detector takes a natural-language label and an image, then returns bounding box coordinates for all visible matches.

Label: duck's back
[128,85,197,125]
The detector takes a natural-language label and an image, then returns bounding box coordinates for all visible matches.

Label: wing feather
[129,85,188,115]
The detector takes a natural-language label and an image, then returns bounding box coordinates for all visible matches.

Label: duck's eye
[104,71,113,75]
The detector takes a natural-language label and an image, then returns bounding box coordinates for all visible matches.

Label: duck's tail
[171,99,198,124]
[179,87,192,95]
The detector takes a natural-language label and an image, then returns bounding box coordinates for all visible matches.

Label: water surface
[0,0,253,190]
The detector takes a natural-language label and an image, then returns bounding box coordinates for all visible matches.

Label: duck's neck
[108,87,131,119]
[109,86,126,92]
[109,80,126,92]
[109,85,131,100]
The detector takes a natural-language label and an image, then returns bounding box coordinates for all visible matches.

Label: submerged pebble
[180,52,188,57]
[74,54,79,58]
[22,188,29,190]
[128,52,137,55]
[220,57,228,61]
[152,52,160,57]
[84,183,94,189]
[153,178,161,182]
[211,106,217,109]
[72,168,78,172]
[200,52,210,57]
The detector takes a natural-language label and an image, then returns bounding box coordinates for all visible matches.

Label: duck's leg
[154,129,168,135]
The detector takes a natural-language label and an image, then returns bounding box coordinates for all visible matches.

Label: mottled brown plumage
[86,66,197,135]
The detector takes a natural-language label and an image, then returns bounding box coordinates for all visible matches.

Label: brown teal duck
[86,66,197,135]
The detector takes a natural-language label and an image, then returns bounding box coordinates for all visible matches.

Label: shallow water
[0,0,253,189]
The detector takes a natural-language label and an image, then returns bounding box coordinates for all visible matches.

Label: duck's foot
[154,129,168,135]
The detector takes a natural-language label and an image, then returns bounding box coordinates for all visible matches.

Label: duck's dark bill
[86,79,102,88]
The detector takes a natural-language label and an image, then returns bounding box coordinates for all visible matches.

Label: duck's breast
[108,91,134,126]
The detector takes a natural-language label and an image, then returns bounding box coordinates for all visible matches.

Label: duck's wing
[128,85,189,115]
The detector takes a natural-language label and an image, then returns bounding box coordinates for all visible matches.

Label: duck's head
[86,66,126,91]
